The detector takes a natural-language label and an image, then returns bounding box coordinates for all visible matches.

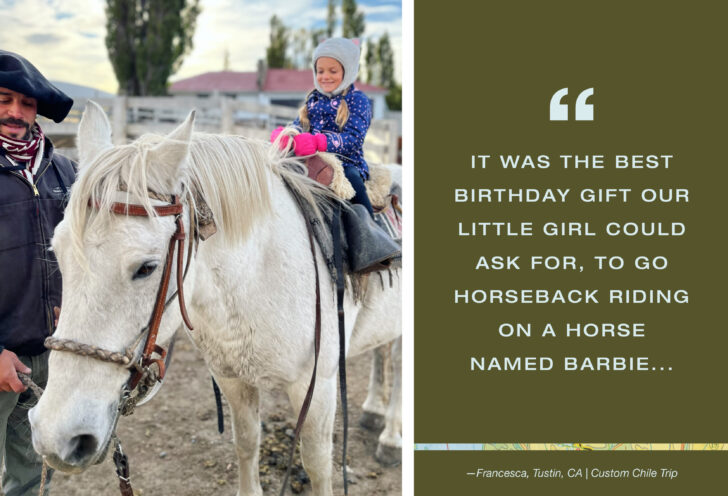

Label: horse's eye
[133,261,158,280]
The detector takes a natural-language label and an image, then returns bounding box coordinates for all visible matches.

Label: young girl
[272,38,399,271]
[271,37,375,215]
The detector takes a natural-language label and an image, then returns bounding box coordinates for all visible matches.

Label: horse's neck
[243,175,302,260]
[190,174,322,377]
[196,174,311,298]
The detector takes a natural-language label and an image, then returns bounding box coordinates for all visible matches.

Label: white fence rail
[42,97,400,164]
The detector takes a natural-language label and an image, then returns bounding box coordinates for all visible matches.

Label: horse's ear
[164,109,196,146]
[148,110,196,192]
[77,100,113,171]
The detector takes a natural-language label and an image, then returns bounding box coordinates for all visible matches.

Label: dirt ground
[49,333,401,495]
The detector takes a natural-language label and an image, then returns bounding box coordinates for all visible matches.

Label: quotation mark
[549,87,594,121]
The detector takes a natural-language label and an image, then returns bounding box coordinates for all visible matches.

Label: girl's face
[316,57,344,93]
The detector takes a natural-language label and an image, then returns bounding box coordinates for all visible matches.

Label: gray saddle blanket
[284,178,402,283]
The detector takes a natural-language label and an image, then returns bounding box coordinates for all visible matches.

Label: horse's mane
[67,132,330,264]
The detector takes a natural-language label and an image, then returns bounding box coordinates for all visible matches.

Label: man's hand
[0,350,31,393]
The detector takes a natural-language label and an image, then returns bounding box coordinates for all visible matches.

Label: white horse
[28,102,402,495]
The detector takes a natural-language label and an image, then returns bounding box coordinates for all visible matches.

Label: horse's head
[29,102,196,472]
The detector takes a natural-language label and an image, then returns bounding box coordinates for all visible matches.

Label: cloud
[0,0,402,93]
[0,0,115,92]
[174,0,333,78]
[176,0,402,82]
[25,33,64,44]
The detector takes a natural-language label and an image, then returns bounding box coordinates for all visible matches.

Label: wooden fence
[42,97,400,164]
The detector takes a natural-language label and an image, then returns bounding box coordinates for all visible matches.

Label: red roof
[263,68,314,92]
[170,71,258,92]
[170,69,386,94]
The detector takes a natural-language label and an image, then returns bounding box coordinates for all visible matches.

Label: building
[169,63,389,120]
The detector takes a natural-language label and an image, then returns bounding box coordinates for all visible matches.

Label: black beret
[0,50,73,123]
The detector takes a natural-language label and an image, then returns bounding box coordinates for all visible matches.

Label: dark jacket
[0,136,76,356]
[293,85,372,179]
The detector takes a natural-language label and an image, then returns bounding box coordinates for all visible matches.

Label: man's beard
[0,118,31,139]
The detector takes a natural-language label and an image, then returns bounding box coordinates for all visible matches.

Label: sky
[0,0,402,94]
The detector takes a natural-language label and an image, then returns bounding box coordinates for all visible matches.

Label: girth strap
[212,378,225,434]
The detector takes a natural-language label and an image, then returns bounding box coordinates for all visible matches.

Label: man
[0,50,75,496]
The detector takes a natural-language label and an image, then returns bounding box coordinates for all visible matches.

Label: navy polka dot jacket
[293,85,372,179]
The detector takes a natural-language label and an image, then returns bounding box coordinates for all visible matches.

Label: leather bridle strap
[128,217,177,388]
[91,196,195,389]
[107,201,183,217]
[112,436,134,496]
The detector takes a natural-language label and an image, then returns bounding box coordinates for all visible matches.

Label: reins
[17,372,48,496]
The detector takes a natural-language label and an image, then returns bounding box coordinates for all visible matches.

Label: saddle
[305,153,398,209]
[303,153,402,275]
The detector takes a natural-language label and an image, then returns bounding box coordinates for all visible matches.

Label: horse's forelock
[67,136,176,266]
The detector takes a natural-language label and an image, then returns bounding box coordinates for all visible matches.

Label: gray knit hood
[312,38,360,97]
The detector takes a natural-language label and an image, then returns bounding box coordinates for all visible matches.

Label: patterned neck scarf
[0,123,45,184]
[0,122,44,163]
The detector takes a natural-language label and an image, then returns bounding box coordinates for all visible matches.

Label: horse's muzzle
[29,403,113,473]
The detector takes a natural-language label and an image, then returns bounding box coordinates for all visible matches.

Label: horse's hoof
[375,443,401,467]
[359,411,386,431]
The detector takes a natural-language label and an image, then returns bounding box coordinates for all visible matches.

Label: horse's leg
[360,344,392,431]
[214,376,262,496]
[375,336,402,467]
[287,375,337,496]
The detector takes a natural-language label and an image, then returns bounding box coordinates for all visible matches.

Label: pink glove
[270,126,290,149]
[293,133,327,156]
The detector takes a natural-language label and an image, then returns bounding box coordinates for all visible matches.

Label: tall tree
[310,28,326,48]
[366,33,400,111]
[106,0,200,96]
[326,0,337,38]
[290,28,312,69]
[266,15,290,68]
[365,38,378,84]
[377,32,395,88]
[341,0,365,39]
[386,82,402,111]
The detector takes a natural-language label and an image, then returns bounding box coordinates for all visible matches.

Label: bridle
[112,194,195,388]
[46,193,195,394]
[43,192,197,494]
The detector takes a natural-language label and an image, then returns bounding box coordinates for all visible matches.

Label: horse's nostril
[67,434,99,464]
